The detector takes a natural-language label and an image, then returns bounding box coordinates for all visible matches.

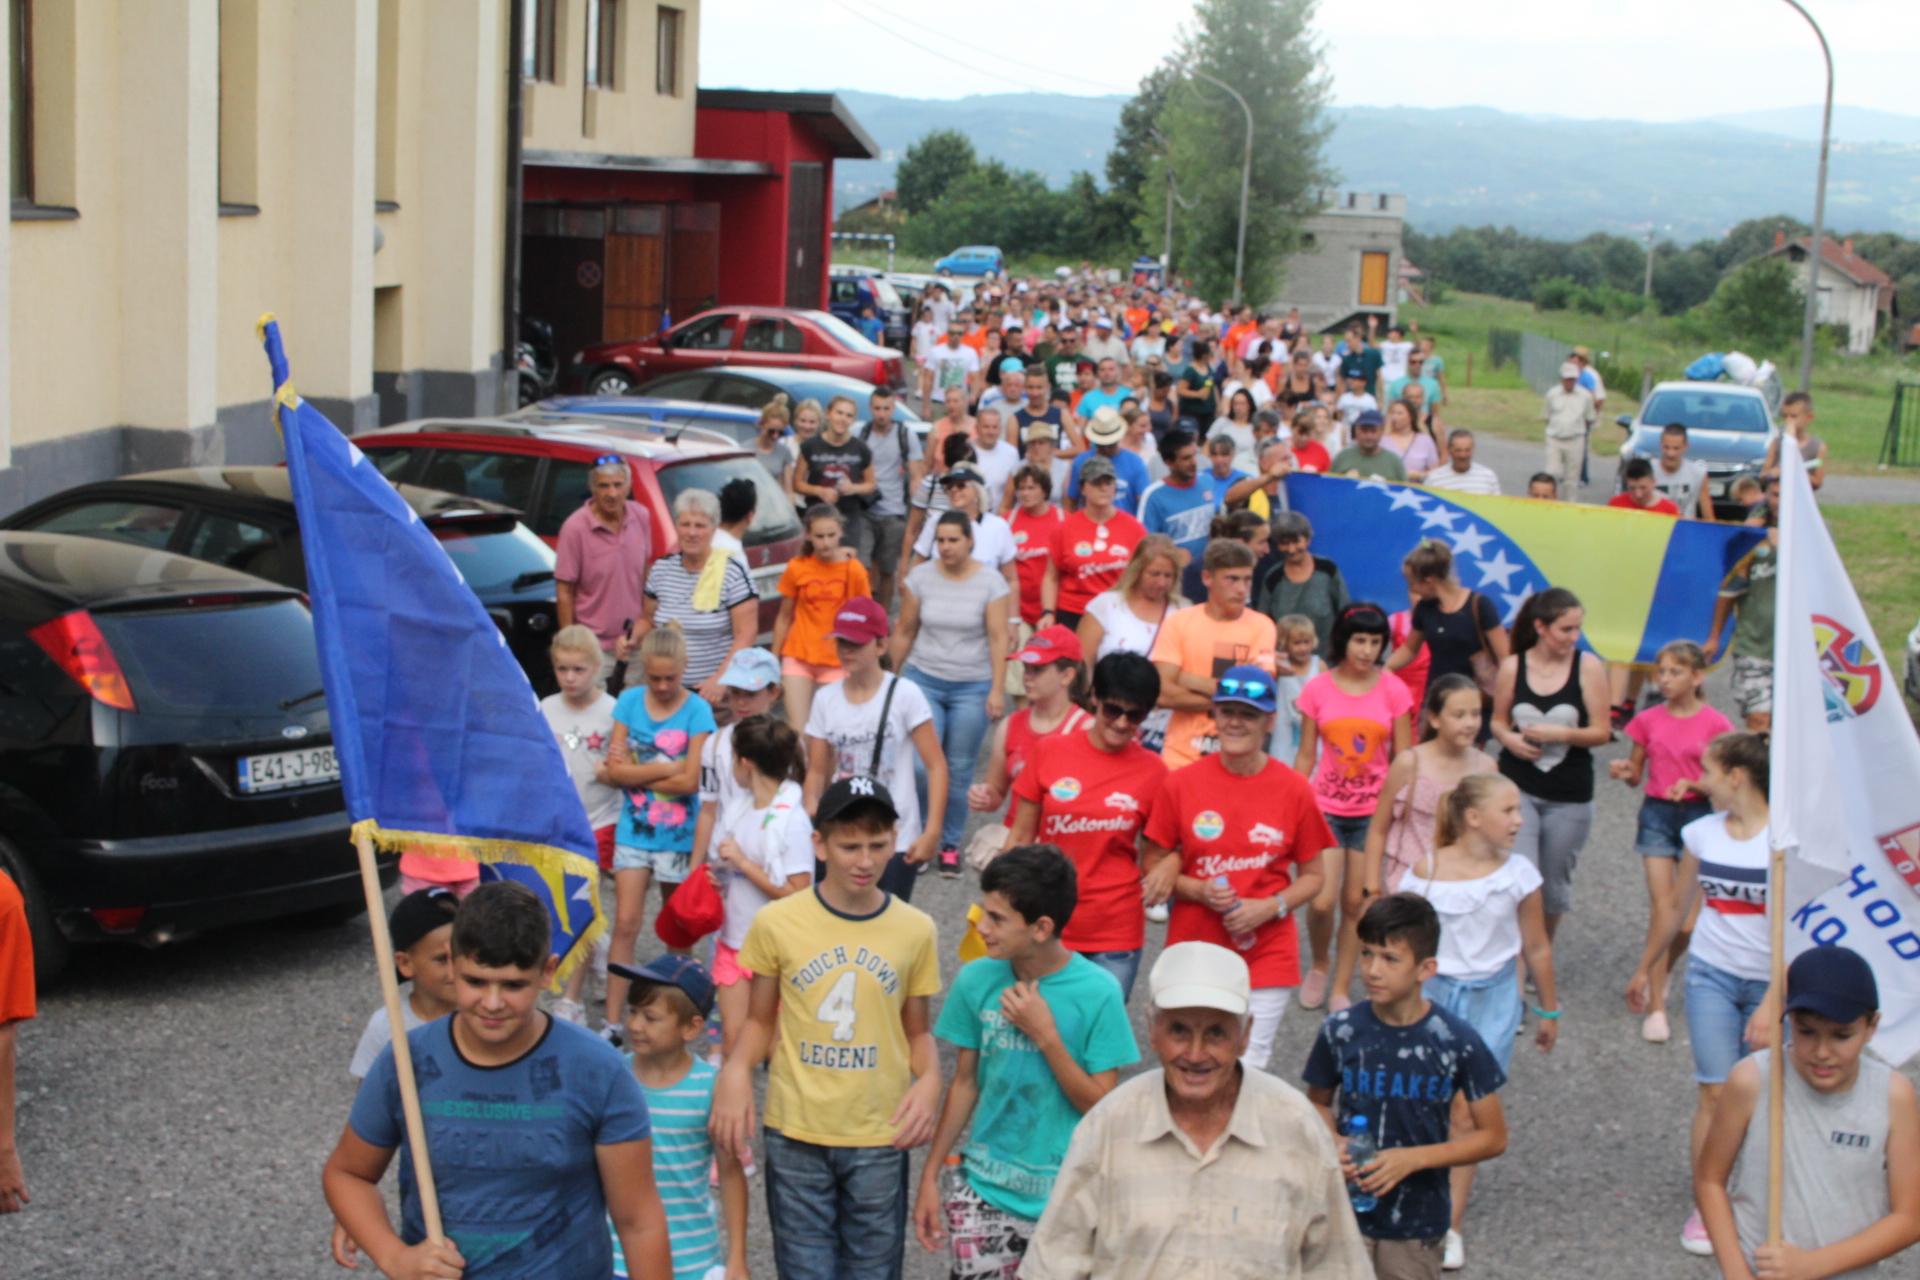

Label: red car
[350,415,802,638]
[569,306,905,396]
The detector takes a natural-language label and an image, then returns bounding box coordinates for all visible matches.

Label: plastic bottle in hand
[1212,875,1256,951]
[1345,1115,1378,1213]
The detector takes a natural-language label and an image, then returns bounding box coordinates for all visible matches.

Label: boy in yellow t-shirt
[711,776,942,1280]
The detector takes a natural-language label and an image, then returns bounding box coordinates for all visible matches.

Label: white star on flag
[1500,588,1535,624]
[1449,525,1494,560]
[1419,507,1462,532]
[1356,474,1390,493]
[1386,486,1428,512]
[1476,548,1524,591]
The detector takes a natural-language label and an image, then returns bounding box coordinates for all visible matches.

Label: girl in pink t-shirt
[1608,641,1733,1043]
[1291,603,1413,1011]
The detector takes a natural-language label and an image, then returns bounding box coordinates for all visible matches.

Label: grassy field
[1826,505,1919,700]
[1405,292,1918,470]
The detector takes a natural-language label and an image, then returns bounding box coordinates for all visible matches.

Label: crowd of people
[236,269,1920,1280]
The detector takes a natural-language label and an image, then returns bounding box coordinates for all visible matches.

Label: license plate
[237,746,340,794]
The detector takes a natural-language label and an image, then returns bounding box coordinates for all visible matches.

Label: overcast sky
[702,0,1917,122]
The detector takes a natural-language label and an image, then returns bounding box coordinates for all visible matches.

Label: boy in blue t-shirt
[913,844,1139,1277]
[324,882,672,1280]
[1303,893,1508,1280]
[608,954,747,1280]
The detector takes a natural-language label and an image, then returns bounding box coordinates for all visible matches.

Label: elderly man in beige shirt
[1020,943,1371,1280]
[1541,361,1597,497]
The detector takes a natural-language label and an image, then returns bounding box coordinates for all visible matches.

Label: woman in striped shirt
[633,489,758,707]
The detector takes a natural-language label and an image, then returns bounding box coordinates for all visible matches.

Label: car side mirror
[1615,414,1632,430]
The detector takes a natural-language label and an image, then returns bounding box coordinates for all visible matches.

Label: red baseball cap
[1014,624,1084,666]
[829,597,890,645]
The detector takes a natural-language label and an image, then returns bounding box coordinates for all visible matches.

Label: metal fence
[1880,383,1920,468]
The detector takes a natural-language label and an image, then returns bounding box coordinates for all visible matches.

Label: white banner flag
[1771,440,1920,1064]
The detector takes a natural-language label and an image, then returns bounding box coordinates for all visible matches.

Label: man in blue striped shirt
[610,954,748,1280]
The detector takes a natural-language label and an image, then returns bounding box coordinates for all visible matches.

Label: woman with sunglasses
[1003,653,1168,1001]
[1140,665,1332,1068]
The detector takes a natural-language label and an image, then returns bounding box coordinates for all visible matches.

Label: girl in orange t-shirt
[773,504,871,728]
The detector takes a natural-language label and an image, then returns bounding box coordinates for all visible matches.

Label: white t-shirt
[1652,458,1709,515]
[1206,419,1259,475]
[912,320,940,364]
[1085,590,1171,660]
[1240,333,1287,365]
[1422,463,1503,496]
[805,673,935,854]
[1311,350,1343,386]
[698,721,743,820]
[713,779,816,949]
[926,342,980,393]
[1129,335,1167,364]
[973,439,1021,509]
[912,510,1017,570]
[1686,812,1771,982]
[927,297,955,332]
[1378,340,1414,385]
[1417,856,1545,981]
[540,692,621,829]
[350,1001,427,1080]
[1335,391,1378,430]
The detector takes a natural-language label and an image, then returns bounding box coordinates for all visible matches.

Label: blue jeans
[1080,948,1143,1001]
[1426,956,1522,1075]
[1686,956,1770,1084]
[905,666,993,851]
[764,1128,910,1280]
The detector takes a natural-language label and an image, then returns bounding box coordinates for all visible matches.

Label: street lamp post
[1184,65,1254,307]
[1780,0,1833,394]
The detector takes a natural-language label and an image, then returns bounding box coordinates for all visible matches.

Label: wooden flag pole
[354,827,445,1242]
[1766,844,1787,1247]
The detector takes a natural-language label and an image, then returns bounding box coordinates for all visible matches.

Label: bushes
[1532,276,1576,311]
[1534,276,1650,319]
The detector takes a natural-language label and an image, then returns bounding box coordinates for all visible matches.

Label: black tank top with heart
[1497,650,1594,803]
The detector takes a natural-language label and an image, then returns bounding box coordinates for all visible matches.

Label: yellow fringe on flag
[958,902,988,964]
[353,818,609,991]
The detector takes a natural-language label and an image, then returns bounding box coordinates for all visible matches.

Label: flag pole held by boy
[260,317,609,1243]
[1769,435,1920,1240]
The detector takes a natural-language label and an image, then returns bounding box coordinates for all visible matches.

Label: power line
[836,0,1138,97]
[826,1,1043,93]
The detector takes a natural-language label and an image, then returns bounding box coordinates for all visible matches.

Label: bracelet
[1531,1007,1563,1020]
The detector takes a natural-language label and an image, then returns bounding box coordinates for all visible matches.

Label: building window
[9,0,30,202]
[217,0,260,209]
[655,6,681,96]
[585,0,619,90]
[523,0,558,82]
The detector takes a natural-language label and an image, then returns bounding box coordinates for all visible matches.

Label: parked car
[1615,380,1778,518]
[1,467,564,697]
[523,397,764,447]
[349,416,802,637]
[0,531,369,982]
[881,271,975,315]
[568,306,906,397]
[629,367,927,431]
[827,267,909,350]
[1905,615,1920,717]
[934,245,1005,277]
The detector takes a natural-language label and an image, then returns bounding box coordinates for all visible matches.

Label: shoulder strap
[1469,591,1489,651]
[868,674,901,776]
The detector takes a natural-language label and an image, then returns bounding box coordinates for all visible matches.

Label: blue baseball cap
[610,953,716,1017]
[1001,357,1025,375]
[1785,946,1878,1025]
[1352,409,1385,430]
[1212,664,1277,713]
[717,647,781,692]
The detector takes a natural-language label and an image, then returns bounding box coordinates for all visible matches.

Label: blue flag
[260,317,603,981]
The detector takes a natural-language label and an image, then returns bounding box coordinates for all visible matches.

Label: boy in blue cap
[1695,945,1920,1280]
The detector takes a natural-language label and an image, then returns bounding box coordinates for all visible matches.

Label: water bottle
[1213,875,1256,951]
[1345,1115,1378,1213]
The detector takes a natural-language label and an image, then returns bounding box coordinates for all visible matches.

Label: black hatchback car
[0,532,372,982]
[2,466,562,696]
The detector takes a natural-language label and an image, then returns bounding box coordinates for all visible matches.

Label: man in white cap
[1082,316,1130,371]
[1541,360,1596,498]
[1021,942,1372,1280]
[1066,406,1151,516]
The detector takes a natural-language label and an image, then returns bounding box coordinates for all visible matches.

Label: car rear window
[431,519,555,594]
[1642,391,1770,434]
[655,458,801,549]
[96,597,324,717]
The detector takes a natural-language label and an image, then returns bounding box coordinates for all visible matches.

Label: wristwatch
[1271,897,1291,921]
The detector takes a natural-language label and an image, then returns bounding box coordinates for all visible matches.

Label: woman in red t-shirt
[1038,460,1147,633]
[1289,402,1333,473]
[1141,664,1332,1070]
[1007,652,1168,1000]
[1007,464,1064,630]
[970,624,1092,822]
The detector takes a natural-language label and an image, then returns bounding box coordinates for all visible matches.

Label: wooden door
[604,205,667,341]
[1359,251,1390,307]
[786,162,825,307]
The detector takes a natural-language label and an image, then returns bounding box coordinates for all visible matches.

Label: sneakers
[1642,1010,1672,1043]
[1442,1229,1464,1271]
[1145,901,1170,924]
[1299,967,1330,1010]
[1611,700,1638,730]
[551,997,587,1027]
[937,846,962,879]
[1680,1208,1714,1256]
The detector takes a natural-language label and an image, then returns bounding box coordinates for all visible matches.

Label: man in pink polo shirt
[554,454,653,692]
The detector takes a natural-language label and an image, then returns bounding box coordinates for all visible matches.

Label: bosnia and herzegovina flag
[260,317,604,984]
[1282,473,1765,663]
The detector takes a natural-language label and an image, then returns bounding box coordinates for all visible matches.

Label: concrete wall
[3,0,509,516]
[1277,192,1405,332]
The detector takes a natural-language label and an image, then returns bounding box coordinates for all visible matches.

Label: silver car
[1616,380,1777,518]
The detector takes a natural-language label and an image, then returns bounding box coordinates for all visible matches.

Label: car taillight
[28,609,137,711]
[875,358,893,386]
[90,906,148,934]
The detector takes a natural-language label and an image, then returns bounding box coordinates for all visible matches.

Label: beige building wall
[522,0,701,158]
[4,0,510,514]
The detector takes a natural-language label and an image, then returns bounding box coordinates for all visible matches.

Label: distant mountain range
[828,92,1920,242]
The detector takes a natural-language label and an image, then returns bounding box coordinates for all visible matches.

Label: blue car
[934,245,1005,277]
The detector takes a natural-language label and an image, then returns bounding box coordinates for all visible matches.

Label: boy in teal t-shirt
[913,844,1139,1275]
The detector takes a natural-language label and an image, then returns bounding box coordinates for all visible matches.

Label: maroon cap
[829,596,890,645]
[1014,624,1084,666]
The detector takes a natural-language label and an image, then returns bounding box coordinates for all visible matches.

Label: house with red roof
[1765,230,1896,355]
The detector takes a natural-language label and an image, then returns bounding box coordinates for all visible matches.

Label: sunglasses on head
[594,454,625,467]
[1216,677,1270,700]
[1096,700,1150,725]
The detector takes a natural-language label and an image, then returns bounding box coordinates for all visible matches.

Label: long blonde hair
[1432,772,1515,848]
[1114,534,1183,602]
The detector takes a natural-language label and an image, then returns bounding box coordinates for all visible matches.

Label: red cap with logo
[1014,624,1084,666]
[829,596,890,645]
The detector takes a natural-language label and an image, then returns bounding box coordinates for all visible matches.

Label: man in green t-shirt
[1704,477,1779,733]
[1328,410,1407,481]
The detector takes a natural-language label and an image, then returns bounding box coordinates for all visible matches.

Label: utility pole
[1183,66,1254,306]
[1643,227,1656,300]
[1781,0,1833,394]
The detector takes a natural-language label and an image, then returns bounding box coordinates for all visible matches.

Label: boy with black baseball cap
[1696,945,1920,1279]
[348,888,460,1080]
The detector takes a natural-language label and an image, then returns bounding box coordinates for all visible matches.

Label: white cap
[1149,942,1250,1017]
[1559,361,1580,379]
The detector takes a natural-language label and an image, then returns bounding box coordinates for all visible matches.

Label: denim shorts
[1426,955,1522,1075]
[612,845,690,882]
[1326,812,1373,851]
[1634,796,1712,859]
[1079,949,1142,1002]
[1685,955,1771,1084]
[763,1128,910,1280]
